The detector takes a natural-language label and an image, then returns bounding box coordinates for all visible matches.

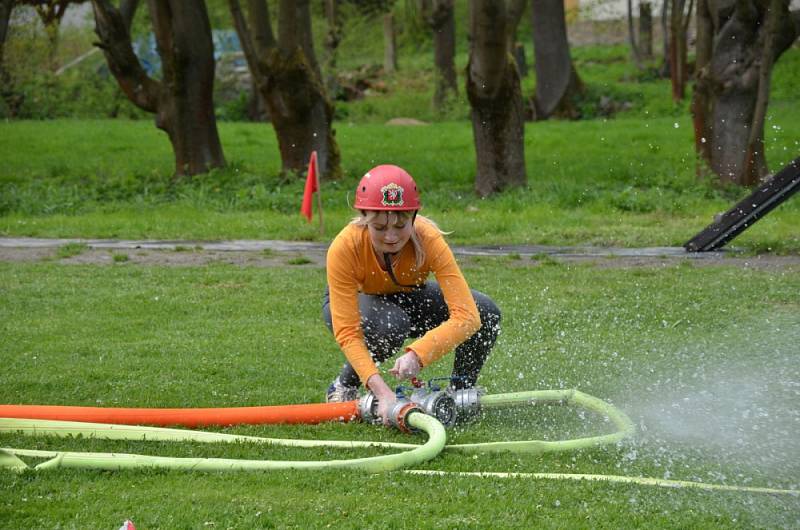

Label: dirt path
[1,237,799,270]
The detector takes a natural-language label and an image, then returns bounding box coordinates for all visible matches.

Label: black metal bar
[684,157,800,252]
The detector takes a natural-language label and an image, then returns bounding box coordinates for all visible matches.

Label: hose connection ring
[358,394,422,433]
[448,386,484,423]
[389,401,422,434]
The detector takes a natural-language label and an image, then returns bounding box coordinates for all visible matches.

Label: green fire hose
[447,389,635,453]
[0,411,446,473]
[3,389,794,495]
[0,389,634,473]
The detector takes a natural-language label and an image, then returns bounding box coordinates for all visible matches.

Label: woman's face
[367,211,413,255]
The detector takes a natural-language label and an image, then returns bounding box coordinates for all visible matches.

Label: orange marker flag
[300,150,318,222]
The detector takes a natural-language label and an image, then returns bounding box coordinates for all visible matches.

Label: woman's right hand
[367,374,397,426]
[376,393,397,426]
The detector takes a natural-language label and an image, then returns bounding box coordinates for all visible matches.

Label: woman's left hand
[390,351,421,381]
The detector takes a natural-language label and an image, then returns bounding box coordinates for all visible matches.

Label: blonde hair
[351,210,446,269]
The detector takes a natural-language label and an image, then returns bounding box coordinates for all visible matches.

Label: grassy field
[1,44,799,252]
[1,258,799,528]
[2,16,800,528]
[2,110,799,251]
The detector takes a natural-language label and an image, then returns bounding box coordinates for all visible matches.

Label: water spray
[7,379,796,493]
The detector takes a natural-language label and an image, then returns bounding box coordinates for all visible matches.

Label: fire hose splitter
[358,376,485,428]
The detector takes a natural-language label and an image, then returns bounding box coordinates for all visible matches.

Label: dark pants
[322,282,501,389]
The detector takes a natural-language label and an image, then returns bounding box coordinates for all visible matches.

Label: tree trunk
[530,0,584,119]
[668,0,689,101]
[628,0,642,66]
[505,0,527,53]
[660,0,670,77]
[92,0,225,177]
[640,2,653,58]
[0,0,11,68]
[34,1,72,70]
[691,0,798,185]
[421,0,457,110]
[292,0,321,80]
[0,0,12,115]
[691,0,713,166]
[323,0,341,94]
[467,0,527,197]
[119,0,140,30]
[742,0,780,183]
[229,0,341,179]
[148,0,225,176]
[505,0,528,75]
[383,12,397,73]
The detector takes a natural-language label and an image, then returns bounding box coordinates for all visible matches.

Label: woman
[322,164,501,423]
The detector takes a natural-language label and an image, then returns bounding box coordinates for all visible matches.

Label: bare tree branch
[91,0,159,112]
[247,0,276,53]
[119,0,140,30]
[682,0,695,34]
[505,0,527,53]
[228,0,260,83]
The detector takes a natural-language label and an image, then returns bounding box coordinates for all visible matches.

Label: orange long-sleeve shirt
[326,217,481,384]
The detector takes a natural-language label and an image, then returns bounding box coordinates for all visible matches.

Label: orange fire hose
[0,402,358,428]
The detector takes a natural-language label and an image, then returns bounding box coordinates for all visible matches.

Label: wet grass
[1,259,799,528]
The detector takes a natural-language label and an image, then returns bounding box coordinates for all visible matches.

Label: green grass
[287,255,313,265]
[2,111,799,251]
[1,259,799,528]
[55,242,87,259]
[2,41,799,251]
[3,12,800,528]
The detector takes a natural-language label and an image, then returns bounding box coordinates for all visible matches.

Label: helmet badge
[380,182,404,207]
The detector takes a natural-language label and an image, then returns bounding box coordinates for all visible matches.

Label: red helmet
[354,164,421,211]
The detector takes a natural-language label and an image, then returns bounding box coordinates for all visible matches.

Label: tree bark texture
[628,0,642,66]
[660,0,670,76]
[530,0,584,119]
[324,0,341,93]
[691,0,713,164]
[0,0,11,66]
[229,0,341,179]
[383,12,397,73]
[505,0,527,54]
[119,0,140,30]
[92,0,225,177]
[0,0,12,114]
[668,0,691,101]
[506,0,528,75]
[32,0,71,26]
[691,0,798,185]
[467,0,527,197]
[421,0,457,110]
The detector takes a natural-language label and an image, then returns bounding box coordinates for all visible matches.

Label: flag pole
[315,155,324,236]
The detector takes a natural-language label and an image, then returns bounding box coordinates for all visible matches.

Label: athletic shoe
[326,376,359,402]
